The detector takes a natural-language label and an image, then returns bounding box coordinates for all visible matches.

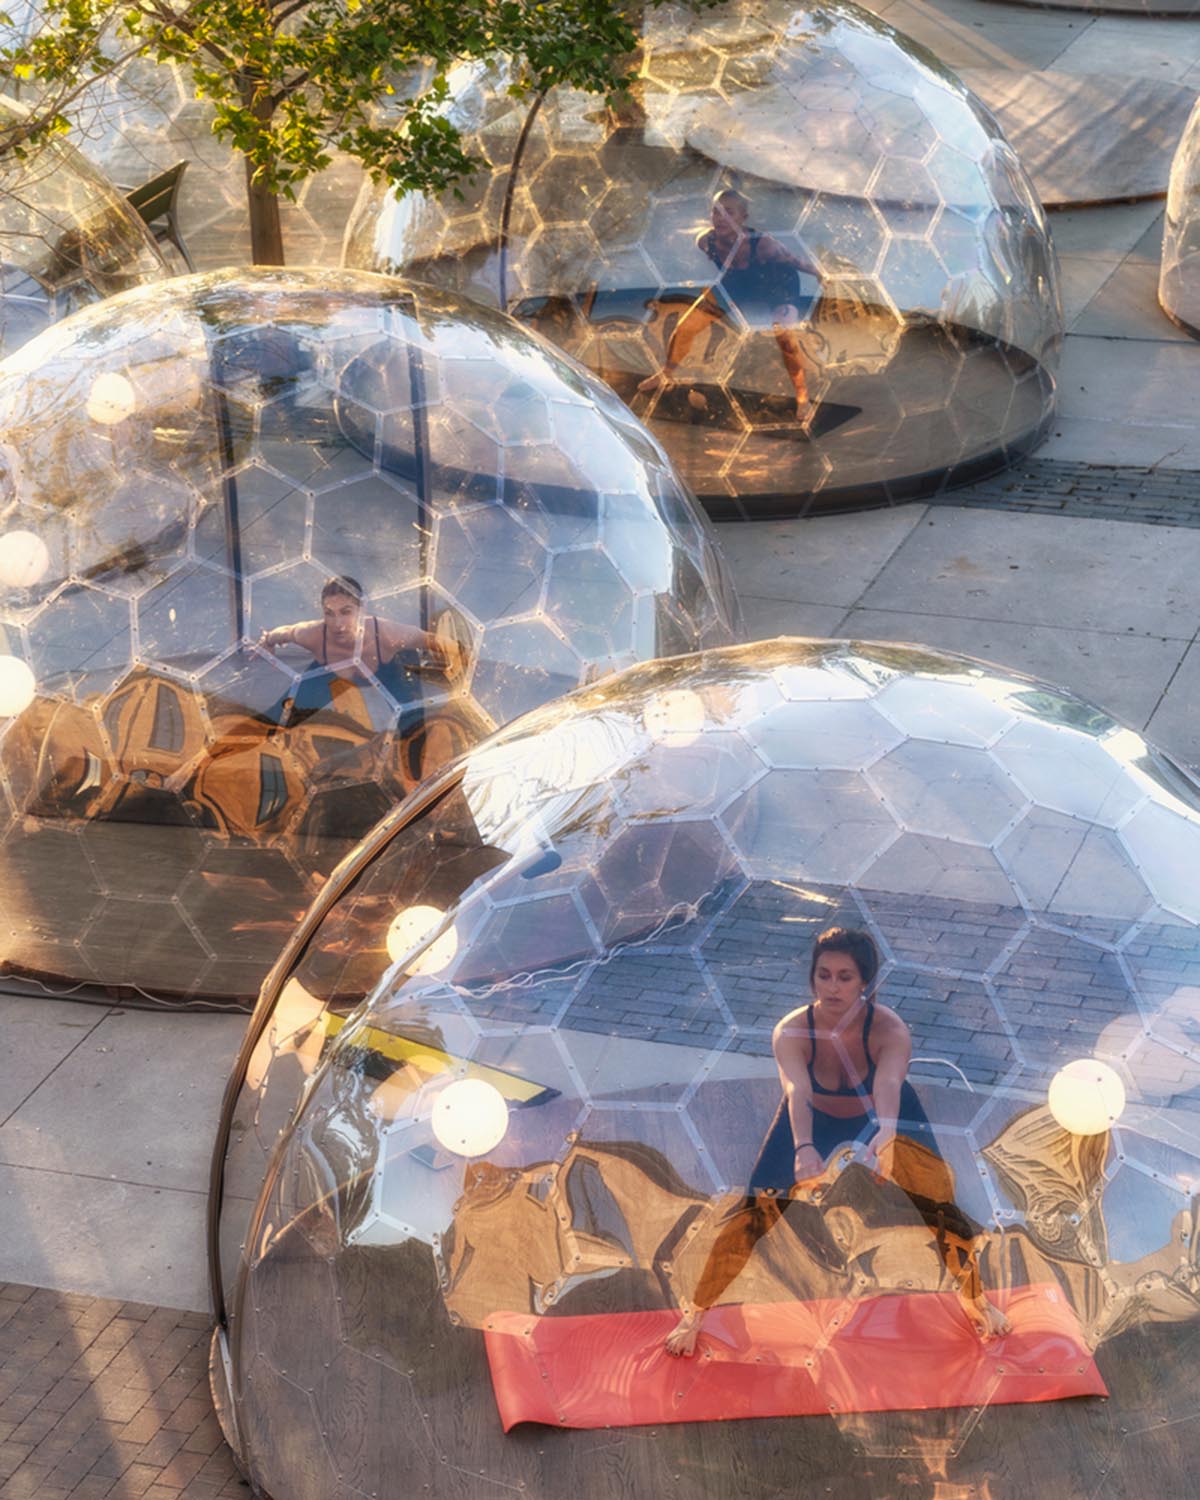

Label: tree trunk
[246,155,285,265]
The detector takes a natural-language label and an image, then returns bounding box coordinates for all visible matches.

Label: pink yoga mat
[483,1284,1106,1431]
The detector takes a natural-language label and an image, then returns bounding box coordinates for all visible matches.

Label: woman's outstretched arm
[774,1010,823,1183]
[863,1008,912,1172]
[758,231,821,278]
[377,617,462,672]
[258,620,321,653]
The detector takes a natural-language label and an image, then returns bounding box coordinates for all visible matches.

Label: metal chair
[122,160,195,272]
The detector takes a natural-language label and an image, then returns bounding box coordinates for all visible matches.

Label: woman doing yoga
[636,189,821,421]
[258,575,461,729]
[665,926,1010,1355]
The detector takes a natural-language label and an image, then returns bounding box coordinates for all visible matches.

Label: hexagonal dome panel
[344,0,1062,519]
[211,637,1200,1500]
[868,739,1027,843]
[0,269,738,1004]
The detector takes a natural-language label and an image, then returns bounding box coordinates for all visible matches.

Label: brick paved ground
[929,457,1200,526]
[0,1286,245,1500]
[475,881,1200,1110]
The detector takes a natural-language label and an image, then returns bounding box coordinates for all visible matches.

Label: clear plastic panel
[0,96,167,361]
[1160,95,1200,335]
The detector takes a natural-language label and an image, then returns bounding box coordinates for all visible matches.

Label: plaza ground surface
[3,0,1200,1491]
[0,1287,244,1499]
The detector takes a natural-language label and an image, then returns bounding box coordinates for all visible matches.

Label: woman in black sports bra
[664,926,1010,1354]
[258,574,460,730]
[753,925,936,1189]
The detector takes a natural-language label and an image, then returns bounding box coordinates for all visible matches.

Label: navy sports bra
[321,617,385,672]
[309,618,423,729]
[700,230,805,312]
[320,619,418,697]
[806,1000,877,1098]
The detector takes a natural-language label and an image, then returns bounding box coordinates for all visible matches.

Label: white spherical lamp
[86,371,137,425]
[0,655,36,717]
[431,1078,509,1157]
[1048,1058,1126,1136]
[0,531,50,588]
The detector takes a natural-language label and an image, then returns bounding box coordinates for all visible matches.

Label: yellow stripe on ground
[323,1012,553,1105]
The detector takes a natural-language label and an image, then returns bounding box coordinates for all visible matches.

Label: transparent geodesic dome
[0,95,167,358]
[1160,96,1200,336]
[0,268,738,1004]
[344,0,1063,518]
[210,637,1200,1500]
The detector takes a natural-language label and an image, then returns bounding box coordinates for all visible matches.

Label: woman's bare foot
[665,1307,705,1357]
[964,1294,1011,1341]
[637,370,674,395]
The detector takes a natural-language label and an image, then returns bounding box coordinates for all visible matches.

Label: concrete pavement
[724,501,1200,769]
[0,1001,244,1312]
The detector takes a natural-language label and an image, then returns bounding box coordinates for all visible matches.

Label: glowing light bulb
[0,655,35,717]
[1048,1058,1126,1136]
[431,1078,508,1157]
[86,371,137,425]
[643,688,706,744]
[385,903,458,974]
[0,531,49,588]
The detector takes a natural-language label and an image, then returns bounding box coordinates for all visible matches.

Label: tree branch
[269,0,314,26]
[269,66,312,109]
[134,0,240,73]
[0,33,168,148]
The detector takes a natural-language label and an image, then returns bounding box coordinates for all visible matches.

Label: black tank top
[806,1001,877,1098]
[320,617,421,711]
[701,230,801,310]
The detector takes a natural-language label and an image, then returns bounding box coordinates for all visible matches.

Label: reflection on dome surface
[1160,96,1200,336]
[0,96,167,358]
[0,268,737,1004]
[344,0,1063,519]
[211,638,1200,1500]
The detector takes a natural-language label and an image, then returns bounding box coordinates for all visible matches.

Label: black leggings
[689,1084,983,1312]
[748,1081,938,1193]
